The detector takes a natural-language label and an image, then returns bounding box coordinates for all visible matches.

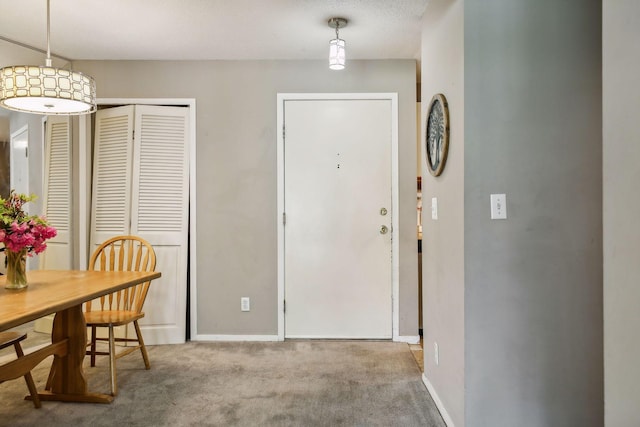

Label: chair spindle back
[86,235,157,314]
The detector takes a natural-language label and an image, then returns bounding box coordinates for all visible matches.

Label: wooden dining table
[0,269,161,404]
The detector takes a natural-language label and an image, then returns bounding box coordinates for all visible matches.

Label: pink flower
[0,191,57,255]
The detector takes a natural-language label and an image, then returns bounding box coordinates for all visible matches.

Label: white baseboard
[395,335,421,344]
[422,373,455,427]
[193,334,281,342]
[193,335,418,343]
[285,335,392,339]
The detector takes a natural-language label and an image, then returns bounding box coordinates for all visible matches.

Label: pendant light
[328,18,348,71]
[0,0,96,115]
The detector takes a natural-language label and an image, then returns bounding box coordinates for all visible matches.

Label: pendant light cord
[46,0,52,66]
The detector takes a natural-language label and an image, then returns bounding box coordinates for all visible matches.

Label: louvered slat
[44,121,70,232]
[92,109,133,236]
[136,113,187,232]
[39,116,73,270]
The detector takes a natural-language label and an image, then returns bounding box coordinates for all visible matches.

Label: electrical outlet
[434,342,439,366]
[241,297,250,312]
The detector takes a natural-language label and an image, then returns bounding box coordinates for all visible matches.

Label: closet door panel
[90,105,135,251]
[41,116,72,269]
[131,105,189,345]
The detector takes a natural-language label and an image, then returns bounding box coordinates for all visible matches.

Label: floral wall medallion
[425,93,450,177]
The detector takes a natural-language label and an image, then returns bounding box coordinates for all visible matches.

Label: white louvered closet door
[131,105,189,345]
[41,116,72,269]
[34,116,73,335]
[91,105,188,345]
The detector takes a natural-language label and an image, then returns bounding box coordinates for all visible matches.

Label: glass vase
[5,249,28,290]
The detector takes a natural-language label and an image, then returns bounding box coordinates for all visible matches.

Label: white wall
[603,1,640,425]
[8,113,44,216]
[7,112,45,270]
[421,0,465,425]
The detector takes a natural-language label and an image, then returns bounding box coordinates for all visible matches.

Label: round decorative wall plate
[425,93,450,177]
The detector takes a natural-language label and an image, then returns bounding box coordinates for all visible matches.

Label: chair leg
[14,342,41,409]
[108,326,117,396]
[133,320,150,370]
[44,364,55,391]
[90,326,97,367]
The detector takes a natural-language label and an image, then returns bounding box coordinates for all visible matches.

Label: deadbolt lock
[380,207,388,216]
[380,225,388,234]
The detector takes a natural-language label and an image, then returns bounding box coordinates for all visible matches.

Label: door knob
[380,225,388,234]
[380,207,388,216]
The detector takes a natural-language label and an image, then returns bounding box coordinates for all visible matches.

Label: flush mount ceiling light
[328,17,348,71]
[0,0,96,115]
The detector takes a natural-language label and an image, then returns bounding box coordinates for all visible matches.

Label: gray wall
[74,59,419,337]
[421,0,465,425]
[465,1,602,426]
[603,1,640,425]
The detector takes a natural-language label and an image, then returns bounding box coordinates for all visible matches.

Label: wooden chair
[85,235,157,396]
[0,331,41,408]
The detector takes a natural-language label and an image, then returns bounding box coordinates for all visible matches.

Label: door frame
[79,98,196,342]
[276,93,400,341]
[10,124,29,195]
[8,125,30,272]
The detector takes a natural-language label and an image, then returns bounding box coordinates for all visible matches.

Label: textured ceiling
[0,0,427,64]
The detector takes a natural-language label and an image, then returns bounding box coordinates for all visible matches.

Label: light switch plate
[490,194,507,219]
[431,197,438,220]
[241,297,250,312]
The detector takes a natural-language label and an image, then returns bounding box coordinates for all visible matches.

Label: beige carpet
[0,340,445,427]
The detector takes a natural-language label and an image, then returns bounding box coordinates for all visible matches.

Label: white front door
[283,98,393,338]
